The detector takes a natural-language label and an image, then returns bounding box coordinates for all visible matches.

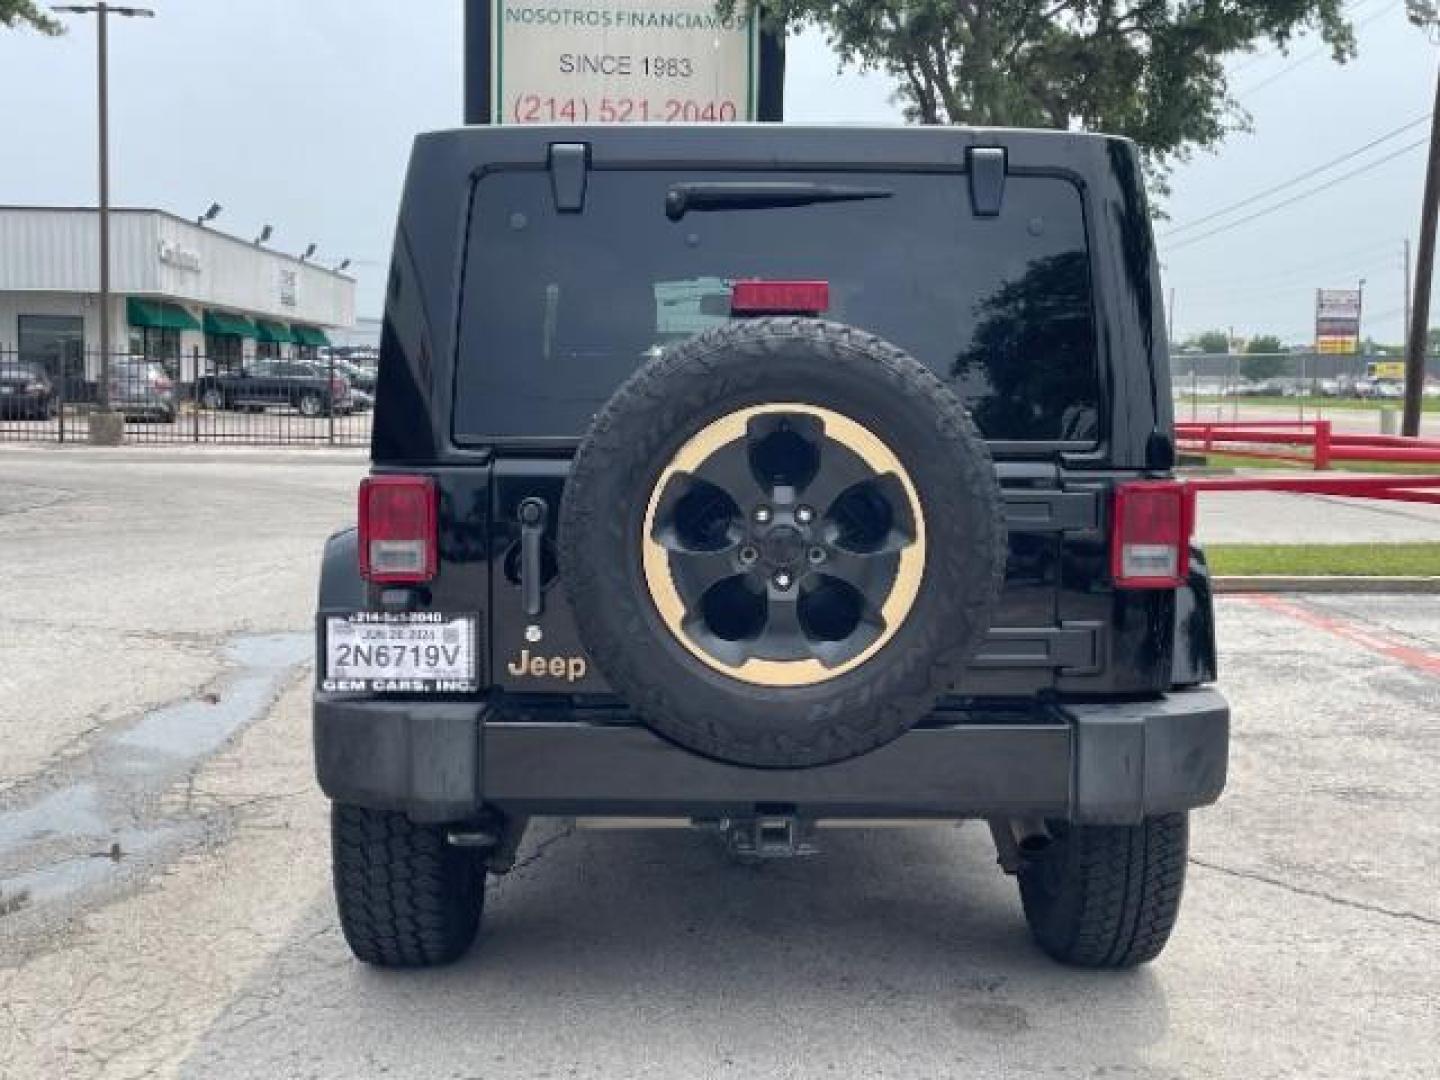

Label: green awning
[127,297,201,331]
[203,310,258,339]
[254,319,295,344]
[290,324,331,347]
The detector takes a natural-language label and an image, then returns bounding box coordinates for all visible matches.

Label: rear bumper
[313,690,1228,826]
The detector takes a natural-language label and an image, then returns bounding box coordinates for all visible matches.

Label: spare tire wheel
[559,319,1005,768]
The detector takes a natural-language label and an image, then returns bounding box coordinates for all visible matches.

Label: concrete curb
[1214,575,1440,594]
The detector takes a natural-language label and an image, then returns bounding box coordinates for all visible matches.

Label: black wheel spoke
[810,613,885,668]
[799,451,879,518]
[660,538,744,605]
[681,614,754,668]
[821,540,905,597]
[688,438,769,507]
[759,593,814,662]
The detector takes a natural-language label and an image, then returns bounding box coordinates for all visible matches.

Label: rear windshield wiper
[665,182,893,221]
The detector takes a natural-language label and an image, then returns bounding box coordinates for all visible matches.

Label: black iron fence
[0,347,372,447]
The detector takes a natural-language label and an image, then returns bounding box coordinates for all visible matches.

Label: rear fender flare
[1171,545,1218,688]
[318,526,365,611]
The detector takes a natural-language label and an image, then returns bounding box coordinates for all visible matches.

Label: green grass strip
[1207,543,1440,577]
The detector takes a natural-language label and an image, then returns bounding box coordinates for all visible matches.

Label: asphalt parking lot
[0,447,1436,1079]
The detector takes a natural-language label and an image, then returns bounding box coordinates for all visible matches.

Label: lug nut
[772,571,793,590]
[753,506,772,525]
[795,505,814,524]
[738,545,759,566]
[807,546,827,565]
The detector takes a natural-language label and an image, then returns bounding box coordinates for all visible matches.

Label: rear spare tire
[559,318,1005,768]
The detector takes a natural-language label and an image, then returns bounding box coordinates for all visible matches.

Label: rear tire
[1018,813,1189,969]
[331,803,484,968]
[298,392,324,418]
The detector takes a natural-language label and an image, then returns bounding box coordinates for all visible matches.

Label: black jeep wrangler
[315,125,1227,971]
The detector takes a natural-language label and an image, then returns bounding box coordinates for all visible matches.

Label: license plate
[322,613,477,692]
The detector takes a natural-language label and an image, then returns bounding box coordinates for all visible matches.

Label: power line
[1164,138,1427,252]
[1173,240,1404,293]
[1234,0,1400,99]
[1164,115,1432,237]
[1172,241,1405,293]
[1228,0,1386,78]
[1178,256,1404,300]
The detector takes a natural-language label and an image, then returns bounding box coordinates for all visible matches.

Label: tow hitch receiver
[721,815,818,859]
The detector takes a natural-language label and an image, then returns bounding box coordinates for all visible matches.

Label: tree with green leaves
[0,0,62,34]
[747,0,1357,195]
[1195,330,1230,354]
[1241,336,1290,382]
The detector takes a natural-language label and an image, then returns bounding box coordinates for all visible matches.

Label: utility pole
[53,3,155,446]
[1404,238,1412,342]
[1402,64,1440,437]
[1356,278,1366,347]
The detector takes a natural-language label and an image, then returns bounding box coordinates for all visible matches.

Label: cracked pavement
[0,447,1437,1079]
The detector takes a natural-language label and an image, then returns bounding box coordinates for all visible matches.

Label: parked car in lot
[333,359,376,396]
[107,357,177,423]
[194,360,352,417]
[0,361,56,420]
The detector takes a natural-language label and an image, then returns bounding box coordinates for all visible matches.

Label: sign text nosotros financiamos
[492,0,758,125]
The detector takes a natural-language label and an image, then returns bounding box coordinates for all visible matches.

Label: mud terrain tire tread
[331,803,483,968]
[1018,813,1189,968]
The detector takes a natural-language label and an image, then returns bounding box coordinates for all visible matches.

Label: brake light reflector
[731,280,830,316]
[359,475,437,583]
[1111,482,1194,589]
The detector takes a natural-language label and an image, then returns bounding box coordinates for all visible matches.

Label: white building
[0,206,356,386]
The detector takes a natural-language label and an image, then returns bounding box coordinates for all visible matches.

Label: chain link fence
[0,347,372,447]
[1171,351,1436,424]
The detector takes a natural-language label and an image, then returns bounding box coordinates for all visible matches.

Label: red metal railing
[1177,420,1440,470]
[1184,473,1440,505]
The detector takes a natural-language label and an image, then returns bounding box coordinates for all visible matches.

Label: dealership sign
[157,240,201,274]
[1315,288,1362,355]
[490,0,758,124]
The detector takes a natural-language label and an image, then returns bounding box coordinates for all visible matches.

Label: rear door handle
[517,498,549,617]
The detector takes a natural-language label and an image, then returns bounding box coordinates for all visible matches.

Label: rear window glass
[455,169,1099,443]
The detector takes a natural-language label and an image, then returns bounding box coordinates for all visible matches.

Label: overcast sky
[0,0,1435,344]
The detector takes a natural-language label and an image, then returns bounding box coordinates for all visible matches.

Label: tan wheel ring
[642,403,926,688]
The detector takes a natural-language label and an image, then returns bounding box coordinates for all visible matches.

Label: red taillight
[1111,482,1194,589]
[359,475,437,583]
[730,280,830,316]
[332,376,349,395]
